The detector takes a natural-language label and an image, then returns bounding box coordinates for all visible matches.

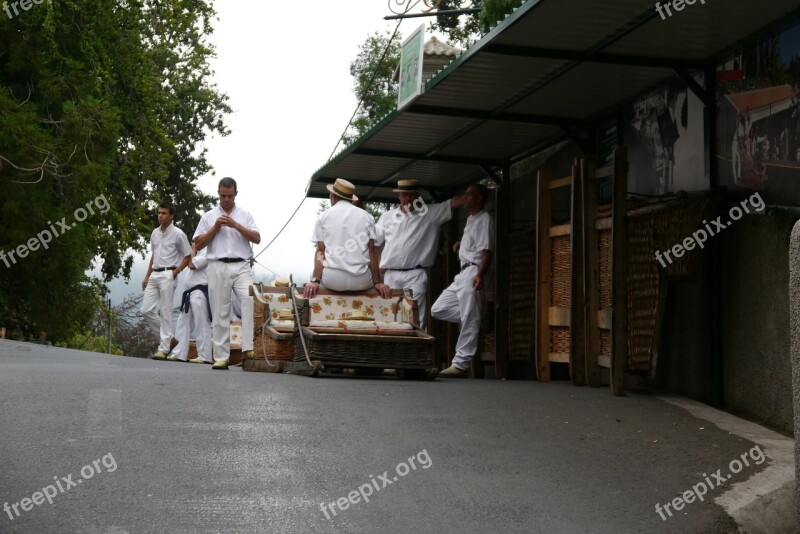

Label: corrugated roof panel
[436,120,562,161]
[496,0,657,50]
[604,2,798,59]
[415,55,568,111]
[508,63,673,117]
[360,113,475,153]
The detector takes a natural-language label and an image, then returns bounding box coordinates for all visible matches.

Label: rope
[290,276,314,368]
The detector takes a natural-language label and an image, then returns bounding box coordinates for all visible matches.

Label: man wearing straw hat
[374,179,466,329]
[193,177,260,370]
[303,178,390,299]
[431,183,494,378]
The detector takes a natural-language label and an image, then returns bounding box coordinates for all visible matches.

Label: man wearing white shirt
[432,184,494,378]
[141,201,192,360]
[168,245,212,363]
[194,177,261,370]
[303,178,390,299]
[374,179,466,329]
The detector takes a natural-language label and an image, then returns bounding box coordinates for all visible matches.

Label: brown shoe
[438,365,468,378]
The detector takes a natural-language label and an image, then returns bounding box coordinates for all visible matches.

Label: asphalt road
[0,340,760,533]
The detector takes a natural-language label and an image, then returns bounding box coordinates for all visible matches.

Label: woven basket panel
[626,213,659,373]
[599,228,612,310]
[551,235,571,307]
[509,229,535,361]
[551,327,570,354]
[294,331,434,368]
[600,329,611,362]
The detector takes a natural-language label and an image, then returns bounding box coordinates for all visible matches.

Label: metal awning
[308,0,800,202]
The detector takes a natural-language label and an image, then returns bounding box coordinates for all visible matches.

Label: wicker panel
[599,227,612,310]
[600,329,611,363]
[509,228,536,361]
[255,330,294,362]
[551,235,571,307]
[482,330,496,355]
[294,329,434,368]
[626,213,660,373]
[551,327,571,354]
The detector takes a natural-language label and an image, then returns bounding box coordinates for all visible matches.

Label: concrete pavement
[0,340,792,533]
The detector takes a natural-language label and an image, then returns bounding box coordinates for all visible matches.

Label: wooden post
[0,327,5,339]
[495,172,511,379]
[535,169,552,382]
[611,147,628,396]
[570,160,587,386]
[582,158,601,387]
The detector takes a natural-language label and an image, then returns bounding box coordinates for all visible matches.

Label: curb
[659,396,795,533]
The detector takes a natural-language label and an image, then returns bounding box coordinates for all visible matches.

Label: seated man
[431,183,494,378]
[303,178,390,299]
[169,245,212,363]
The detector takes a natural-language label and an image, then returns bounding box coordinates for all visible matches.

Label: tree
[0,0,229,341]
[343,30,402,146]
[431,0,525,47]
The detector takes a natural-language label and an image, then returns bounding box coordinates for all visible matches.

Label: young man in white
[431,183,494,378]
[168,244,213,363]
[141,201,191,360]
[193,177,260,370]
[303,178,390,299]
[373,179,465,329]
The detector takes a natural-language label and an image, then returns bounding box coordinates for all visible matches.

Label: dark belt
[153,266,177,272]
[217,257,246,263]
[387,265,425,272]
[180,284,212,321]
[461,262,478,272]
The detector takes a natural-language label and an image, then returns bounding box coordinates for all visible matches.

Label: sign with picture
[397,24,426,110]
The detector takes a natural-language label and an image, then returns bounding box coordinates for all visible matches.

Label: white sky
[106,1,424,304]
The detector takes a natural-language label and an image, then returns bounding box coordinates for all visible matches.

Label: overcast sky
[105,1,425,304]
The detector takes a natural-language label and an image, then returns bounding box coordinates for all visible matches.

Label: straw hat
[271,277,290,288]
[393,179,420,193]
[326,178,359,202]
[344,309,372,321]
[277,309,294,321]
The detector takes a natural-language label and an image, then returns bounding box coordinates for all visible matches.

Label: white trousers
[431,266,482,370]
[141,271,177,353]
[172,290,212,362]
[321,267,373,292]
[208,261,254,362]
[384,268,428,329]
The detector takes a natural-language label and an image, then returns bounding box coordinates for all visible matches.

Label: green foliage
[343,30,402,146]
[57,332,124,356]
[0,0,229,342]
[479,0,525,32]
[429,0,482,48]
[431,0,525,47]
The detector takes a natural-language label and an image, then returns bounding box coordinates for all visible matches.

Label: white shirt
[375,201,452,269]
[311,200,375,275]
[194,204,259,260]
[150,223,191,269]
[184,248,208,287]
[459,210,494,266]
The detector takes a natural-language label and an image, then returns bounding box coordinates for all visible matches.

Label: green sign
[398,24,425,110]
